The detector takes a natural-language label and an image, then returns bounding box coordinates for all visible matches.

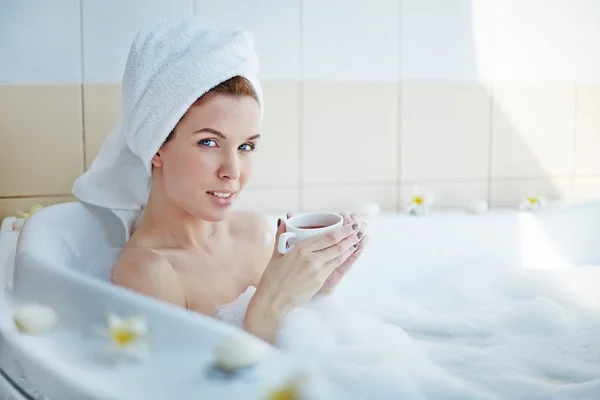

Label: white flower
[11,204,43,230]
[13,303,57,334]
[405,188,434,216]
[266,367,334,400]
[94,313,150,363]
[519,192,547,213]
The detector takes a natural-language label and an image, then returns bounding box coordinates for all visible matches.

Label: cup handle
[277,232,296,254]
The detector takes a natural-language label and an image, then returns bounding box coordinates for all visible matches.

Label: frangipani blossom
[405,188,434,216]
[519,192,547,213]
[12,204,43,230]
[95,312,150,363]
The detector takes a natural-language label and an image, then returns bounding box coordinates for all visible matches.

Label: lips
[207,190,237,199]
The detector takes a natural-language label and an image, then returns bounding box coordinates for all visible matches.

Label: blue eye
[239,143,256,152]
[199,139,216,147]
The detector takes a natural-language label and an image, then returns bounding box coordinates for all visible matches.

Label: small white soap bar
[13,303,58,334]
[361,202,381,217]
[468,200,489,214]
[213,335,267,372]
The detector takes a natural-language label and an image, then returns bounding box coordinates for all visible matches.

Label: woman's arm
[242,217,361,344]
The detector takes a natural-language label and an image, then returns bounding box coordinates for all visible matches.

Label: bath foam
[214,265,600,400]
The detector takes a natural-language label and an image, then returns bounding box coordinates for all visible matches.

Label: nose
[218,151,241,181]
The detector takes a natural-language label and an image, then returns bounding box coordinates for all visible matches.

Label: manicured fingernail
[352,223,358,230]
[357,231,364,239]
[277,219,282,227]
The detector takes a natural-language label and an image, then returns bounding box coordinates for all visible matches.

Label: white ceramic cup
[277,212,344,254]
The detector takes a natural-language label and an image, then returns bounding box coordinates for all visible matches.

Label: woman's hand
[317,213,369,295]
[244,217,361,343]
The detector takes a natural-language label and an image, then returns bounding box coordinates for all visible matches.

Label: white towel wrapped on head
[72,16,263,237]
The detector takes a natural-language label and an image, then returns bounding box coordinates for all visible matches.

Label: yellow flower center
[527,197,538,205]
[413,196,424,205]
[111,329,138,346]
[268,385,298,400]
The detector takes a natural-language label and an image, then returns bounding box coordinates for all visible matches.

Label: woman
[109,75,369,343]
[71,17,369,344]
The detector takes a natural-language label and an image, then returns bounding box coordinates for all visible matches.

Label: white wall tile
[303,0,399,82]
[493,0,600,82]
[399,181,489,211]
[491,84,575,179]
[0,0,81,83]
[401,0,495,81]
[303,184,397,213]
[575,85,600,175]
[400,83,491,181]
[194,0,301,81]
[575,1,600,82]
[82,0,192,83]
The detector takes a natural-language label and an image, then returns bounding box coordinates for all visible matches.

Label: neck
[135,179,222,249]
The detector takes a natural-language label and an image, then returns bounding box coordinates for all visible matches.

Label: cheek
[239,156,254,181]
[164,148,213,186]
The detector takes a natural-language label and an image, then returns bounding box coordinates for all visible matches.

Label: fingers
[341,212,353,225]
[271,218,288,258]
[301,222,358,252]
[354,234,370,255]
[313,226,361,262]
[324,242,357,272]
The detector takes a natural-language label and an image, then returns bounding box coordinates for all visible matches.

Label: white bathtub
[1,200,599,399]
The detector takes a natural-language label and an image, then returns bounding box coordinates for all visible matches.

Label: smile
[208,191,234,198]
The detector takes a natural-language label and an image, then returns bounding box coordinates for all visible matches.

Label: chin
[200,210,231,222]
[180,191,240,222]
[190,202,234,222]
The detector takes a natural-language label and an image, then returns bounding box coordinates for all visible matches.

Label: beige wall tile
[83,84,121,169]
[400,83,491,181]
[302,82,398,184]
[399,181,488,211]
[0,196,76,220]
[249,82,300,187]
[575,85,600,176]
[302,184,397,213]
[573,177,600,201]
[0,85,84,196]
[490,178,573,208]
[233,188,300,214]
[491,84,575,179]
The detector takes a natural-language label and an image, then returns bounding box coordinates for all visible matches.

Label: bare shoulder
[229,211,275,255]
[111,247,187,308]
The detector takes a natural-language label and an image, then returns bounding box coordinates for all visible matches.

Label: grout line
[0,194,74,200]
[79,0,87,171]
[396,0,403,212]
[487,83,494,205]
[571,84,578,198]
[298,0,304,212]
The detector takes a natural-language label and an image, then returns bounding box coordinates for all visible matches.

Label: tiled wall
[1,0,600,219]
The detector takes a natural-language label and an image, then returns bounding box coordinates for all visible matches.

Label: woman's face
[152,92,261,221]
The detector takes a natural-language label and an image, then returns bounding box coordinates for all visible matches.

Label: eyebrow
[193,128,260,141]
